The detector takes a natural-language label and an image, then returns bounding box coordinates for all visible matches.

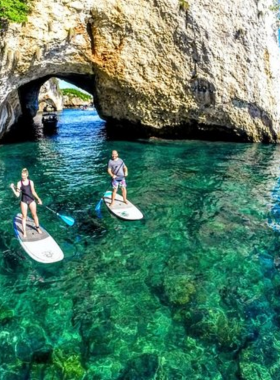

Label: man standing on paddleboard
[107,150,128,207]
[10,168,43,238]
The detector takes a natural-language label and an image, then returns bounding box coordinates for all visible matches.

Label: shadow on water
[1,120,44,144]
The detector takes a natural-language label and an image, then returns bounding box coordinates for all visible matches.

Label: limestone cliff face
[38,78,63,112]
[0,0,280,142]
[63,94,93,108]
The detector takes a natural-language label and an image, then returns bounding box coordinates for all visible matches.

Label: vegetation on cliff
[62,89,92,102]
[179,0,190,12]
[270,0,280,23]
[0,0,32,28]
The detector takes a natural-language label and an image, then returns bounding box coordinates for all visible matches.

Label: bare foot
[109,203,115,207]
[123,200,128,204]
[35,226,42,234]
[23,234,27,238]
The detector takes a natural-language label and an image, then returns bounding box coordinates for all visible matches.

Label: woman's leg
[20,202,28,237]
[29,201,42,234]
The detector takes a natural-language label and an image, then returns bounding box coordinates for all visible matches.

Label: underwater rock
[52,350,85,379]
[88,324,115,358]
[0,371,25,380]
[239,347,273,380]
[0,339,17,366]
[24,324,47,352]
[15,340,32,362]
[16,338,53,365]
[0,308,14,325]
[274,256,280,271]
[183,307,245,351]
[78,319,115,362]
[117,353,159,380]
[164,275,196,305]
[32,344,53,364]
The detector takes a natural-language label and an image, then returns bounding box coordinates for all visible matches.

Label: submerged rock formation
[0,0,280,142]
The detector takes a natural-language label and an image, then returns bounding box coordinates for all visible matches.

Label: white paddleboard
[13,214,64,263]
[103,191,143,220]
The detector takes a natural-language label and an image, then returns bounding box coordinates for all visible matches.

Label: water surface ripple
[0,109,280,378]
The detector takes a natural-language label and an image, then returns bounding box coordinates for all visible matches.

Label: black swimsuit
[21,180,35,205]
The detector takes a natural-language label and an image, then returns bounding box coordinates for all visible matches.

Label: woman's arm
[10,181,21,198]
[30,181,42,204]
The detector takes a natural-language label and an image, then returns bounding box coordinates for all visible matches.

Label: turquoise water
[1,109,280,378]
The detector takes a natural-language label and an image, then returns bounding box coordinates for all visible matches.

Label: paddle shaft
[43,205,59,215]
[12,185,74,225]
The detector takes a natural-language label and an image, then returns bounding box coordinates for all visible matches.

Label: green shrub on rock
[179,0,190,12]
[62,88,92,102]
[0,0,33,27]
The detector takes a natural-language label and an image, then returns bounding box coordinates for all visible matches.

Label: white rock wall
[0,0,279,141]
[38,78,63,112]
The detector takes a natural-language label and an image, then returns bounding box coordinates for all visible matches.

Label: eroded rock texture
[0,0,279,141]
[38,78,63,112]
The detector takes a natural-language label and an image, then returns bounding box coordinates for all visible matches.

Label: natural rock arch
[0,0,280,142]
[18,73,96,121]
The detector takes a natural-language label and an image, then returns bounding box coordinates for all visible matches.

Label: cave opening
[19,73,97,120]
[2,73,102,143]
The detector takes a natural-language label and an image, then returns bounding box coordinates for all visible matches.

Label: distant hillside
[61,89,92,102]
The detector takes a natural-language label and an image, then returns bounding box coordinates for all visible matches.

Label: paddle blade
[59,214,75,226]
[95,198,103,212]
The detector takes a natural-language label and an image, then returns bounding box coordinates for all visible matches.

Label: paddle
[42,205,75,226]
[95,198,103,212]
[95,190,112,213]
[11,185,75,226]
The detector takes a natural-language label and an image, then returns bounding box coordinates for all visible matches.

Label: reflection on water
[1,109,280,378]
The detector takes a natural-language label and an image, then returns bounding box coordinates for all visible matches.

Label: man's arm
[123,165,128,177]
[108,167,116,179]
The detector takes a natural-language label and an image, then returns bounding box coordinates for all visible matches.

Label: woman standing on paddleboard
[10,168,42,238]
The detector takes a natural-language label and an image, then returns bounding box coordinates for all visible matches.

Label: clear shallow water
[1,109,280,378]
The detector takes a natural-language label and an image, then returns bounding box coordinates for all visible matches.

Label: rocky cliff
[38,78,63,112]
[62,95,93,108]
[0,0,280,142]
[62,88,93,108]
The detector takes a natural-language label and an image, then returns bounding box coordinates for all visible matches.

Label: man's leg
[121,186,128,204]
[110,188,117,206]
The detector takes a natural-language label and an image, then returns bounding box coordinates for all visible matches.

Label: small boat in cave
[42,105,58,130]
